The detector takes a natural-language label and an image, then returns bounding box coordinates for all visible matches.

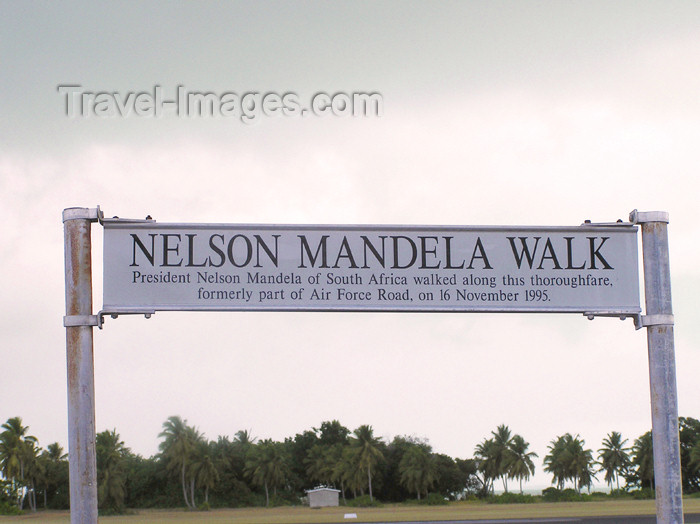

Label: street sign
[103,221,640,315]
[67,209,680,523]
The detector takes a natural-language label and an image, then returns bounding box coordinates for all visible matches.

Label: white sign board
[103,222,640,315]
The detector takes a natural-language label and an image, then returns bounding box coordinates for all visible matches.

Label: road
[350,515,700,524]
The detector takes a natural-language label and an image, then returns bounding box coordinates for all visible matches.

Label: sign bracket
[63,206,102,223]
[96,309,156,329]
[630,209,670,225]
[63,314,100,328]
[635,313,675,331]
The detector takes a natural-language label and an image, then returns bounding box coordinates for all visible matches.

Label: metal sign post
[633,210,683,522]
[63,208,100,524]
[62,207,684,523]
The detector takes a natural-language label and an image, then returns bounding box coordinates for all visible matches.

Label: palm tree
[491,425,515,493]
[96,429,128,513]
[339,444,367,498]
[158,416,201,509]
[333,444,365,499]
[35,449,51,510]
[234,429,256,448]
[305,444,332,486]
[244,439,288,506]
[183,425,206,506]
[326,443,348,502]
[544,433,594,492]
[45,442,67,462]
[507,435,537,494]
[567,435,595,492]
[598,431,631,491]
[632,431,654,490]
[474,438,499,495]
[191,441,220,506]
[37,443,67,509]
[543,435,568,489]
[349,425,384,502]
[690,438,700,474]
[21,439,41,512]
[399,445,437,499]
[0,417,38,510]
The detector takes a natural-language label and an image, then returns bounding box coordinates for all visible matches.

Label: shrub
[347,495,382,507]
[541,487,584,502]
[488,492,537,504]
[98,507,128,516]
[608,489,632,499]
[0,501,22,516]
[405,493,449,505]
[631,488,655,500]
[422,493,449,505]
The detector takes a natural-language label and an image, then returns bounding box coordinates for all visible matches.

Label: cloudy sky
[2,1,699,490]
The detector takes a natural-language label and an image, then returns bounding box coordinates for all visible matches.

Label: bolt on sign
[102,221,640,315]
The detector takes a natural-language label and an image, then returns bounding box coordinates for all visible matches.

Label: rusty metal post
[636,210,683,523]
[63,208,99,524]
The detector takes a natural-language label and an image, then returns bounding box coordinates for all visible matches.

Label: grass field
[3,498,700,524]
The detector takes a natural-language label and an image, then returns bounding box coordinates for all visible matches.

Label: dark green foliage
[348,425,385,502]
[0,500,22,515]
[608,488,632,498]
[543,434,595,492]
[96,429,129,514]
[7,415,700,510]
[586,491,610,501]
[474,426,537,496]
[419,492,449,505]
[455,458,481,496]
[316,420,350,447]
[379,436,420,502]
[627,431,654,490]
[541,487,584,502]
[245,439,290,507]
[0,479,13,504]
[631,488,655,500]
[346,494,382,507]
[399,443,437,499]
[284,430,318,493]
[679,417,700,493]
[123,455,177,508]
[541,487,651,503]
[207,434,257,508]
[488,492,537,504]
[433,454,466,499]
[42,446,70,509]
[597,432,631,491]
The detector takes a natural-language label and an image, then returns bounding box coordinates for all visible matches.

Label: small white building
[306,487,341,508]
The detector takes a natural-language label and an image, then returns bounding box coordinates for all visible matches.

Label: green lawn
[3,499,700,524]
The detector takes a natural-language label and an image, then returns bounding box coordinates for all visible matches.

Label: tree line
[2,416,700,514]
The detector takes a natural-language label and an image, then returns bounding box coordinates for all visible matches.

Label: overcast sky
[1,1,699,490]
